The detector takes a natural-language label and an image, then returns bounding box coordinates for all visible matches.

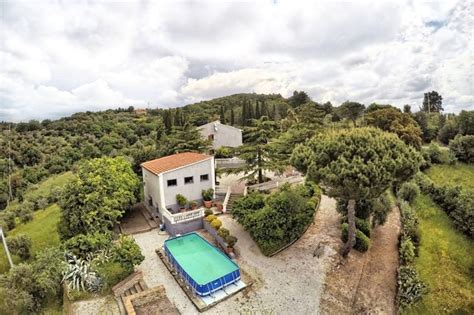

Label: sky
[0,0,472,122]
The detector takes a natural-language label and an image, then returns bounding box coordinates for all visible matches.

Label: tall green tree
[227,117,281,183]
[422,91,443,113]
[338,101,366,127]
[457,110,474,135]
[291,127,420,256]
[288,90,310,108]
[230,107,235,125]
[58,157,139,239]
[159,123,210,156]
[220,105,226,123]
[365,107,423,149]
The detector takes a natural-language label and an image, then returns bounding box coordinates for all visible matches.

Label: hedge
[341,223,370,252]
[415,173,473,238]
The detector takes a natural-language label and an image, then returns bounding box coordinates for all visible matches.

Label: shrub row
[449,135,474,163]
[204,211,238,248]
[397,200,426,309]
[415,173,474,238]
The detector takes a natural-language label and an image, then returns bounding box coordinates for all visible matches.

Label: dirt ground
[320,207,401,315]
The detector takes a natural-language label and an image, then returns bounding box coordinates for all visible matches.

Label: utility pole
[0,227,14,269]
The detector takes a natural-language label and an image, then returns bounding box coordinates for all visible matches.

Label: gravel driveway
[132,195,340,315]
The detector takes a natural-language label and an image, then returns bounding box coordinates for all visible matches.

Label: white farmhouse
[197,121,243,149]
[141,152,215,235]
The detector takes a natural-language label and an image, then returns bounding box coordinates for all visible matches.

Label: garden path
[319,207,401,315]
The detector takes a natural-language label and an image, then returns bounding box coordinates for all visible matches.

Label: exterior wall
[163,217,203,236]
[198,122,242,149]
[161,158,215,211]
[142,168,162,212]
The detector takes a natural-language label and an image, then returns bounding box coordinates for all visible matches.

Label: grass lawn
[26,171,73,199]
[403,194,474,314]
[0,204,61,273]
[425,163,474,191]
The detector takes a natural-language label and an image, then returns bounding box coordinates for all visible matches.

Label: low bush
[205,214,217,222]
[399,237,415,265]
[355,218,371,237]
[232,184,318,255]
[449,135,474,163]
[62,232,113,259]
[94,261,130,288]
[217,227,230,239]
[204,209,213,217]
[397,265,426,308]
[372,192,393,227]
[175,194,187,208]
[424,142,455,165]
[210,218,222,230]
[398,182,420,203]
[225,235,238,248]
[110,235,144,273]
[0,211,16,230]
[341,223,370,252]
[399,201,420,246]
[7,234,32,260]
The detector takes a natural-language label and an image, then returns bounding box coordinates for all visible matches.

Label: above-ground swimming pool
[164,232,241,296]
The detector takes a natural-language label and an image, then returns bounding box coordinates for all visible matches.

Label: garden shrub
[399,237,415,265]
[399,201,420,246]
[7,234,32,260]
[63,232,113,259]
[424,142,451,164]
[111,235,144,273]
[95,261,129,288]
[341,223,370,252]
[397,182,420,203]
[397,265,426,308]
[210,218,222,230]
[204,208,213,217]
[355,218,371,237]
[449,135,474,163]
[0,211,16,230]
[225,235,238,247]
[372,192,393,227]
[217,227,230,239]
[205,214,217,222]
[232,184,318,255]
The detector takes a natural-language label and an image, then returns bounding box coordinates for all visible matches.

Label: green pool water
[165,233,239,285]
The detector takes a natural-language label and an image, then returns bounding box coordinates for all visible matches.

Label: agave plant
[63,253,102,292]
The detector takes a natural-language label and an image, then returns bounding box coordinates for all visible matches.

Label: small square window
[208,134,214,141]
[184,176,194,184]
[200,174,209,182]
[167,179,177,187]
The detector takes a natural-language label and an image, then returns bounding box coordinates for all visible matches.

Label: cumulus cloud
[0,0,472,121]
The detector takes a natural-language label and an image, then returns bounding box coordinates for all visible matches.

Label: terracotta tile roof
[140,152,212,175]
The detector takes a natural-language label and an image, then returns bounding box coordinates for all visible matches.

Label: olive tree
[291,127,420,256]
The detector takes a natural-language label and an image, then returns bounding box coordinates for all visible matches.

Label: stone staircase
[112,271,148,314]
[225,193,242,212]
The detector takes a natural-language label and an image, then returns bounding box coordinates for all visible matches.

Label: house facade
[141,152,217,235]
[197,121,243,149]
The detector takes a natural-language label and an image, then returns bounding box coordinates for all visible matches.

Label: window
[200,174,209,182]
[148,196,153,206]
[208,134,214,141]
[184,176,194,184]
[167,179,177,187]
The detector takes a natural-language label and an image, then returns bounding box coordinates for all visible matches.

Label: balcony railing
[161,207,205,224]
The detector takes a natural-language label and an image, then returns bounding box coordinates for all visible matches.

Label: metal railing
[222,186,232,213]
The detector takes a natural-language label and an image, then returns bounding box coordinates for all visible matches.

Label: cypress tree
[255,100,261,119]
[241,101,247,126]
[261,100,269,118]
[230,107,235,125]
[248,100,254,122]
[220,105,226,123]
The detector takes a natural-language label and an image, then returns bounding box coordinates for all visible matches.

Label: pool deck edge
[155,248,252,312]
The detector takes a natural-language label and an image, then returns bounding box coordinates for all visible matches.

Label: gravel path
[132,195,341,315]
